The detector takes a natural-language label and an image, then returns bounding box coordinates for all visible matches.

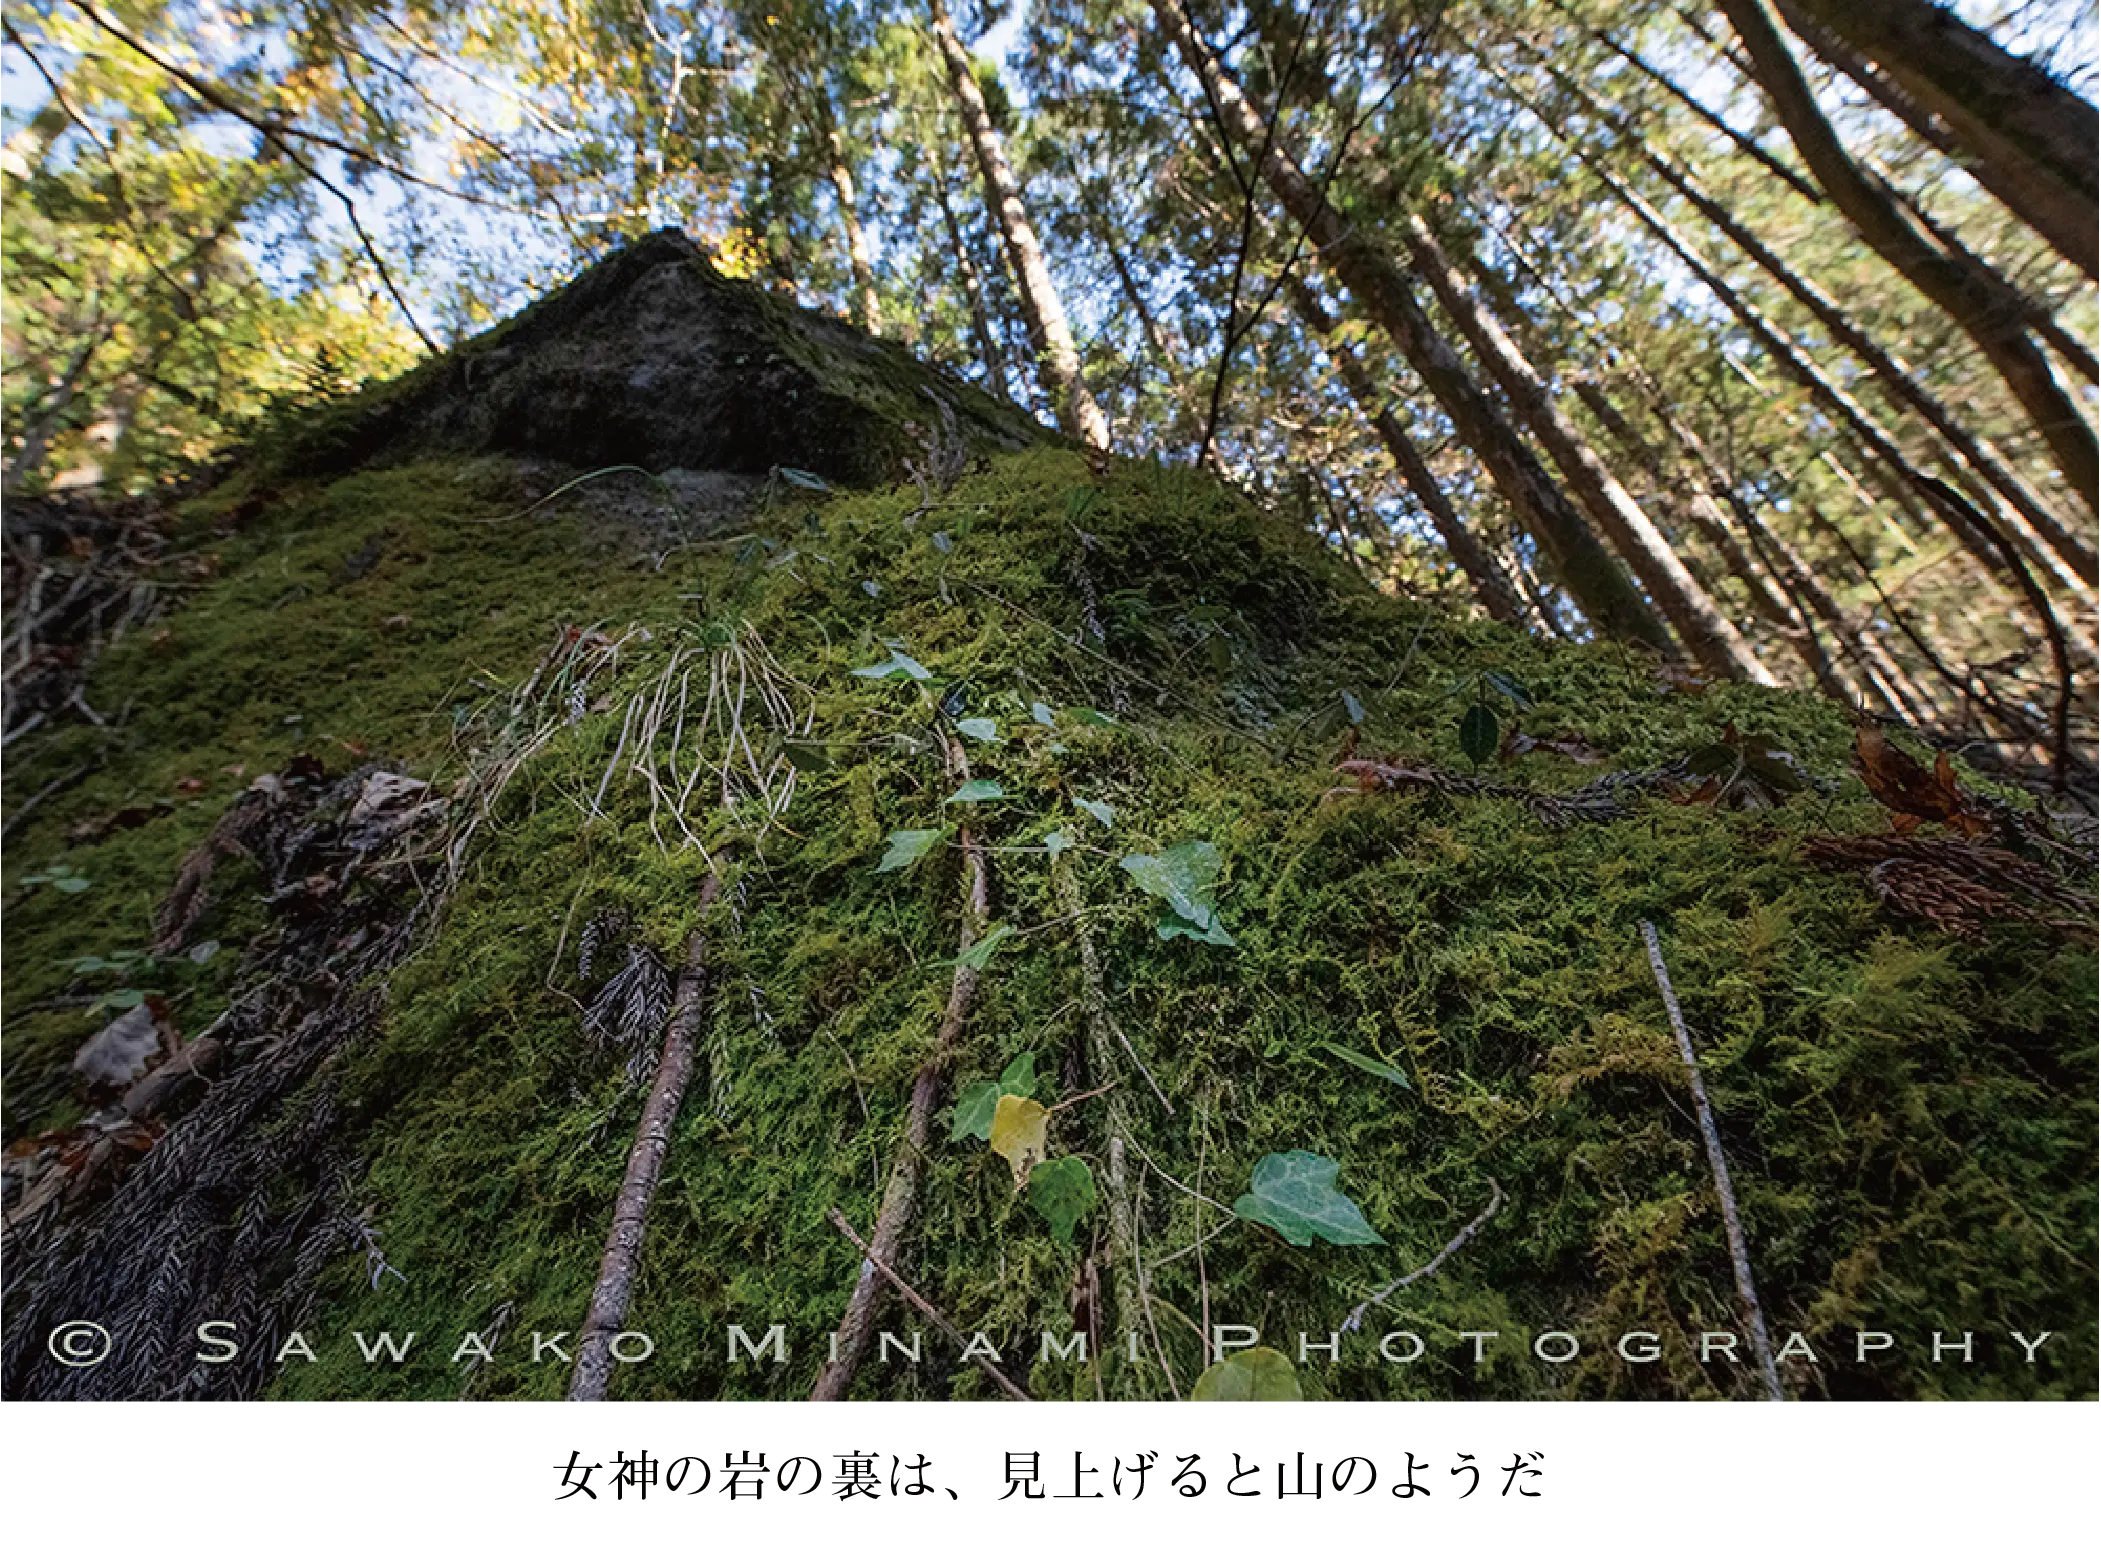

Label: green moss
[7,441,2091,1402]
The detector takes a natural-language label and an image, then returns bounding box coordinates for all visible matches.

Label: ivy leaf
[950,1081,1000,1142]
[1317,1041,1410,1090]
[956,716,1002,745]
[1120,840,1223,926]
[780,739,837,772]
[852,651,933,681]
[1028,1156,1097,1244]
[998,1052,1038,1100]
[945,779,1005,805]
[1458,703,1499,766]
[990,1094,1049,1185]
[54,877,92,895]
[1066,707,1117,726]
[877,827,949,872]
[1484,671,1533,709]
[1232,1151,1385,1247]
[777,466,830,491]
[1030,701,1057,727]
[954,922,1015,972]
[1075,797,1115,827]
[1044,828,1071,858]
[1190,1346,1301,1401]
[1159,910,1235,947]
[1340,689,1366,724]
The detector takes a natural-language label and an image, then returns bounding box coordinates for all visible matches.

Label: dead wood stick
[812,742,989,1401]
[567,873,721,1401]
[826,1208,1032,1401]
[1640,919,1785,1402]
[1341,1178,1503,1333]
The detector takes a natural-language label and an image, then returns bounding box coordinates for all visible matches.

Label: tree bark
[1149,0,1674,654]
[1715,0,2098,512]
[1780,0,2097,276]
[1285,275,1526,624]
[928,0,1108,448]
[1403,216,1777,684]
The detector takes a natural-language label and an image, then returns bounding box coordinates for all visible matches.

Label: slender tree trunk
[1583,98,2099,593]
[1285,276,1525,624]
[1404,216,1777,683]
[928,0,1108,448]
[825,137,882,337]
[1781,0,2097,263]
[1149,0,1674,653]
[1557,120,2090,628]
[1714,0,2098,511]
[933,171,1010,399]
[1774,1,2094,277]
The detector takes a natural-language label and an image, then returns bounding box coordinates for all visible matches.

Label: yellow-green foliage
[5,444,2092,1401]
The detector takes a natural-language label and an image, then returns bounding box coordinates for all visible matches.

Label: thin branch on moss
[1341,1178,1503,1333]
[1640,919,1785,1403]
[568,873,721,1401]
[812,736,991,1401]
[826,1208,1031,1401]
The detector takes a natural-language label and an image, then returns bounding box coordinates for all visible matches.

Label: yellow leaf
[989,1094,1048,1186]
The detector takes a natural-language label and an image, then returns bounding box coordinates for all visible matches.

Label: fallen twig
[1640,919,1785,1402]
[1341,1179,1503,1333]
[825,1208,1031,1401]
[811,737,990,1401]
[568,873,722,1400]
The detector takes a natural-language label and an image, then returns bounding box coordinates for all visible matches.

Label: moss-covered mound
[4,238,2093,1402]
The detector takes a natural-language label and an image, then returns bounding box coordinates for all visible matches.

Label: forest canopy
[3,0,2096,787]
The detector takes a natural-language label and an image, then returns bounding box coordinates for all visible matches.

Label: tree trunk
[928,0,1108,448]
[933,170,1010,400]
[1715,0,2098,512]
[1149,0,1674,654]
[1780,0,2097,274]
[1617,106,2096,593]
[1285,276,1525,624]
[825,140,882,337]
[1403,216,1777,684]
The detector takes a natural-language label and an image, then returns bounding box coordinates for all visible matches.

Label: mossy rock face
[2,235,2093,1403]
[267,228,1048,484]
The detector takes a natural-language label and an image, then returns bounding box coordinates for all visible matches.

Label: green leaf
[945,779,1005,805]
[1484,671,1533,708]
[1043,828,1071,858]
[1204,630,1233,675]
[1028,1156,1098,1245]
[780,739,837,772]
[1232,1151,1385,1247]
[954,921,1015,972]
[1317,1041,1410,1090]
[1158,910,1236,947]
[1030,701,1057,727]
[877,827,949,872]
[950,1081,1000,1142]
[1075,797,1114,827]
[1458,702,1499,766]
[54,877,92,895]
[777,466,830,491]
[852,651,933,681]
[1191,1346,1301,1401]
[1120,840,1223,926]
[998,1052,1039,1100]
[1066,707,1117,727]
[956,717,1001,745]
[1340,689,1366,724]
[1064,484,1099,524]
